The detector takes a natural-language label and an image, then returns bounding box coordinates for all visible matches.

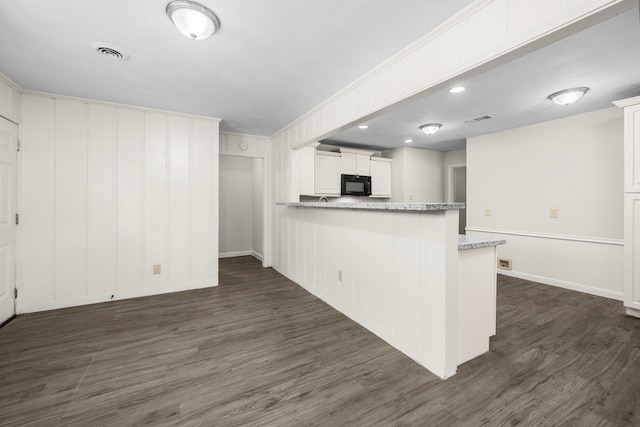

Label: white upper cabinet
[370,158,392,198]
[356,154,371,176]
[315,152,341,196]
[340,152,357,175]
[340,148,374,176]
[615,96,640,193]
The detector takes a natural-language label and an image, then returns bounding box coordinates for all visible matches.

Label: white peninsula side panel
[277,203,460,379]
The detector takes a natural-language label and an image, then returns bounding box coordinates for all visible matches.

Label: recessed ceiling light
[419,123,442,135]
[404,139,413,143]
[358,125,369,129]
[548,87,589,105]
[448,86,465,94]
[166,0,221,40]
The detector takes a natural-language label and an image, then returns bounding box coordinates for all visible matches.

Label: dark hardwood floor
[1,256,639,426]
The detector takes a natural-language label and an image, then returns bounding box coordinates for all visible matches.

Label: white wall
[219,155,265,259]
[19,93,220,313]
[252,158,264,258]
[219,156,254,256]
[384,147,444,202]
[219,132,271,265]
[444,149,466,202]
[467,107,624,299]
[0,73,21,123]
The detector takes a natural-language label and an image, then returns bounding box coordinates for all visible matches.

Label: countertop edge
[276,202,465,211]
[458,236,507,251]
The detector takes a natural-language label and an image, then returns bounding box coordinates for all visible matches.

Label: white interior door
[0,117,17,324]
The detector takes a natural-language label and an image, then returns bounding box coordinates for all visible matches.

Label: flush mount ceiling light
[166,0,220,40]
[548,87,589,106]
[419,123,442,135]
[358,125,369,129]
[404,139,413,143]
[448,86,465,94]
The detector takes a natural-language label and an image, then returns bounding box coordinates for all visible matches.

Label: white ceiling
[0,0,474,135]
[325,7,640,151]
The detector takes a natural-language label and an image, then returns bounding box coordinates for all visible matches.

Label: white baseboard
[499,270,623,301]
[18,279,218,314]
[219,250,263,261]
[219,250,253,258]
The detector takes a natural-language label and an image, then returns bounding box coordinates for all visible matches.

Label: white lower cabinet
[370,158,392,197]
[314,152,341,196]
[625,194,640,315]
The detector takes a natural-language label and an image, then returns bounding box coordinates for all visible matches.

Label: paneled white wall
[467,107,624,299]
[271,0,631,148]
[0,74,21,123]
[19,93,220,313]
[384,147,444,202]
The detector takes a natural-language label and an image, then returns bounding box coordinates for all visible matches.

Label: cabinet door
[298,146,316,196]
[315,154,341,195]
[625,103,640,193]
[356,154,370,176]
[370,160,391,197]
[625,194,640,312]
[341,153,356,175]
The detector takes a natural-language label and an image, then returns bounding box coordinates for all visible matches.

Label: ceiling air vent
[90,42,130,61]
[464,115,495,125]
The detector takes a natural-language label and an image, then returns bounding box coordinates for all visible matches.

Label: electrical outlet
[338,269,343,282]
[485,208,491,217]
[408,194,414,201]
[550,209,558,218]
[153,264,161,274]
[497,258,512,271]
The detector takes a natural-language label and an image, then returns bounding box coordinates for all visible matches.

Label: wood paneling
[272,0,629,148]
[1,256,638,426]
[18,94,220,313]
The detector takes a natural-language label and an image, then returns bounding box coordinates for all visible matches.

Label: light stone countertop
[276,202,465,211]
[458,234,506,251]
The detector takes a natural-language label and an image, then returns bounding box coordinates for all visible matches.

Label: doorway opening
[219,155,265,262]
[448,164,467,235]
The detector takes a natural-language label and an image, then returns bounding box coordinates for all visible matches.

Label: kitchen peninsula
[276,202,505,379]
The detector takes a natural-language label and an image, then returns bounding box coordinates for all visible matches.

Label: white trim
[23,90,222,123]
[18,280,217,314]
[446,163,466,203]
[613,96,640,108]
[0,72,23,93]
[219,250,253,258]
[219,251,263,261]
[466,227,624,246]
[498,270,623,301]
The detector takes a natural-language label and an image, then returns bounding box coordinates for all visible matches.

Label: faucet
[319,196,328,202]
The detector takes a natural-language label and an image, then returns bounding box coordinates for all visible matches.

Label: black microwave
[341,174,371,196]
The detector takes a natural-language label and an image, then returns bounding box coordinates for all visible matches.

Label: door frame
[0,114,19,321]
[446,163,466,203]
[219,150,272,268]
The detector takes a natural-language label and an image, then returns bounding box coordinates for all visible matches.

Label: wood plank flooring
[1,256,640,426]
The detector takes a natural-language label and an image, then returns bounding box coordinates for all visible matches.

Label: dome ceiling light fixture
[419,123,442,135]
[166,0,221,41]
[548,87,589,106]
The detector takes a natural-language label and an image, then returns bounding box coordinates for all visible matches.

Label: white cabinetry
[314,152,341,196]
[370,158,392,198]
[340,153,371,176]
[615,96,640,317]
